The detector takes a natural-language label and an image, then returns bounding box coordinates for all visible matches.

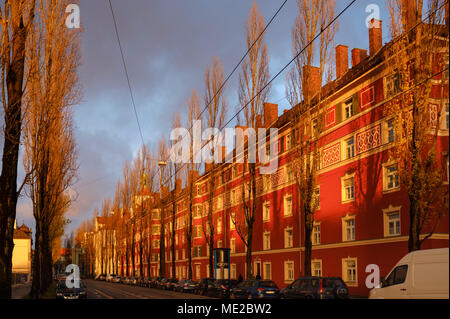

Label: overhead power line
[108,0,145,146]
[159,0,358,188]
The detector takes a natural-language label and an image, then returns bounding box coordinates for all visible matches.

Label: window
[383,206,402,237]
[230,238,236,253]
[263,231,271,250]
[312,118,319,136]
[194,225,202,238]
[286,164,294,183]
[218,196,223,210]
[284,195,293,217]
[385,71,400,98]
[232,166,237,179]
[263,202,270,222]
[263,175,271,191]
[387,119,394,143]
[286,132,293,150]
[383,265,408,287]
[312,222,321,245]
[263,262,272,280]
[343,98,353,120]
[342,258,357,286]
[284,227,293,248]
[230,211,236,230]
[284,261,295,282]
[182,249,185,260]
[197,185,201,196]
[193,246,202,258]
[217,240,222,248]
[346,137,355,159]
[341,175,355,202]
[195,264,201,279]
[230,264,237,279]
[217,217,222,234]
[152,225,161,235]
[312,260,322,277]
[231,190,236,205]
[342,215,355,241]
[280,136,285,153]
[384,163,400,191]
[194,205,202,218]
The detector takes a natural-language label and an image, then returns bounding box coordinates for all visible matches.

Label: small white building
[12,220,32,283]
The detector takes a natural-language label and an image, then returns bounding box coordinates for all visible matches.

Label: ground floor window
[342,258,357,286]
[263,262,272,280]
[312,260,322,277]
[284,261,294,282]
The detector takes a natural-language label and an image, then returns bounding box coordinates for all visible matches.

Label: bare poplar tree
[22,0,80,297]
[0,0,35,298]
[203,56,227,278]
[285,0,337,277]
[184,89,201,279]
[236,1,270,280]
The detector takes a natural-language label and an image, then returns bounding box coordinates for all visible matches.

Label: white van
[369,248,449,299]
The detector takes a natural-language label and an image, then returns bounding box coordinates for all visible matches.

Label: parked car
[56,280,87,299]
[157,277,168,289]
[230,280,280,299]
[369,248,449,299]
[149,277,161,288]
[280,277,348,299]
[112,276,121,283]
[207,279,238,298]
[196,278,215,295]
[99,274,107,281]
[129,277,138,285]
[164,278,179,290]
[120,277,129,284]
[174,279,198,293]
[106,274,117,282]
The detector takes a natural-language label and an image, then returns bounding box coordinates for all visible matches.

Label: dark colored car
[196,278,215,295]
[137,277,148,287]
[164,278,179,290]
[56,280,87,299]
[230,280,280,299]
[149,277,161,288]
[174,279,198,293]
[157,277,168,289]
[280,277,349,299]
[207,279,238,298]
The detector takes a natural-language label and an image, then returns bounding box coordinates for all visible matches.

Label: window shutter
[352,92,359,115]
[336,103,342,123]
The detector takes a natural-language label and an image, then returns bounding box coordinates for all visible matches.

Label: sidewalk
[12,282,31,299]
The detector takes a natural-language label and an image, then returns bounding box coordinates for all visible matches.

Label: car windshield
[58,281,84,289]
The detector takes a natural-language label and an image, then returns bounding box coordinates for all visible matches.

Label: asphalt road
[84,279,213,299]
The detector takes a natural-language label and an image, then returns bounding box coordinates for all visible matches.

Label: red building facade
[119,17,449,297]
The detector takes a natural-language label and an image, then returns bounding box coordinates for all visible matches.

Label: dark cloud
[12,0,389,236]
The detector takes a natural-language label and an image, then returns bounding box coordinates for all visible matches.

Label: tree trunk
[304,207,313,277]
[0,10,27,300]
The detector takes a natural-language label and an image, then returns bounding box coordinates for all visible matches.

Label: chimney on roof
[369,18,382,56]
[351,48,367,67]
[402,0,420,32]
[336,45,349,78]
[302,65,321,101]
[263,103,278,127]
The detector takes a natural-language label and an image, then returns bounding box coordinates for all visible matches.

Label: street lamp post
[158,160,167,277]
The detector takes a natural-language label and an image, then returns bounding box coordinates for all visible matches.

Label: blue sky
[12,0,393,239]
